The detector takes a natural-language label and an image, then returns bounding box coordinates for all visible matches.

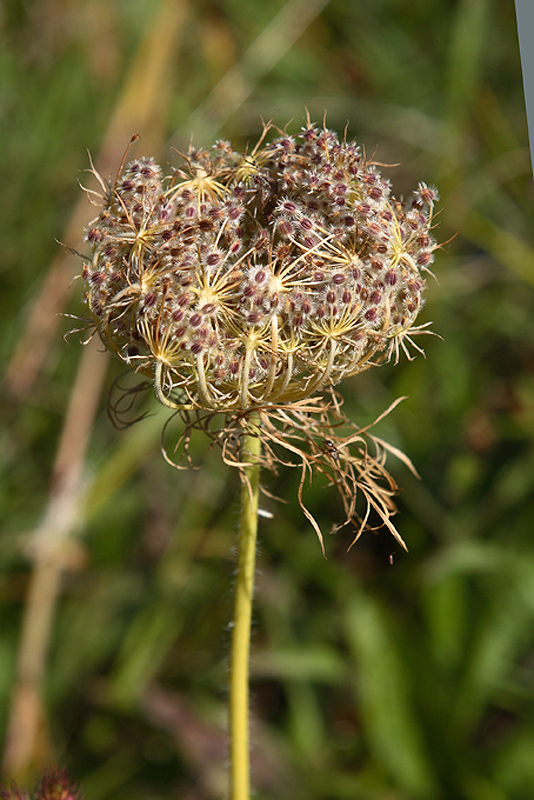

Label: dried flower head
[79,118,439,549]
[0,769,81,800]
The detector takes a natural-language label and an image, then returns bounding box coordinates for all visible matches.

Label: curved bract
[82,120,438,411]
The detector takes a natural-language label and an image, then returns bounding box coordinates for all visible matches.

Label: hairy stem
[229,419,261,800]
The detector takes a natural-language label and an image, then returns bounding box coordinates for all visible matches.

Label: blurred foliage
[1,0,534,799]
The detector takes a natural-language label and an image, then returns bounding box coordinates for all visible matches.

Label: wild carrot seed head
[82,121,438,412]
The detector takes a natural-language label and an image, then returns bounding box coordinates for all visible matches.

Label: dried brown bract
[162,391,418,553]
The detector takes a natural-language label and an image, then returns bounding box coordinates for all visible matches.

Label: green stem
[230,419,261,800]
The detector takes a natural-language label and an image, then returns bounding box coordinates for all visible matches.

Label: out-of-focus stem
[2,0,189,777]
[1,555,63,777]
[2,339,108,778]
[229,420,261,800]
[175,0,331,143]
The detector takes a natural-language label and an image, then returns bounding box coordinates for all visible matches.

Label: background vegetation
[1,1,534,798]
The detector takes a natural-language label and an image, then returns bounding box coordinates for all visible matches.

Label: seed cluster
[82,121,438,411]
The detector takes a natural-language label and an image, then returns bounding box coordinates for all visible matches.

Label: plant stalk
[229,421,261,800]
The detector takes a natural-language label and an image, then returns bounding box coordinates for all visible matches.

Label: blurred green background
[1,1,534,798]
